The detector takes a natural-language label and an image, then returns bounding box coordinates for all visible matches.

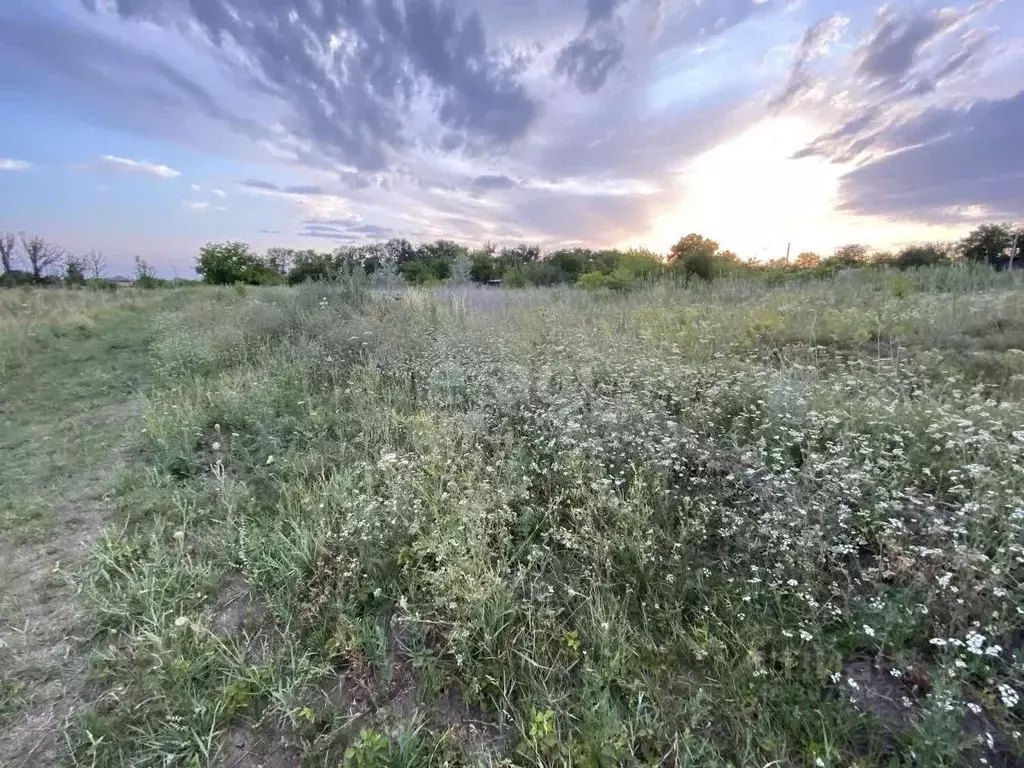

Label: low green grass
[0,287,199,765]
[8,268,1024,766]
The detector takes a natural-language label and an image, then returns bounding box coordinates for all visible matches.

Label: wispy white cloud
[211,188,227,197]
[0,157,32,171]
[94,154,180,178]
[185,200,209,210]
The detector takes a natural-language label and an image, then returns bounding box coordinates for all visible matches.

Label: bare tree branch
[84,249,107,280]
[20,234,64,280]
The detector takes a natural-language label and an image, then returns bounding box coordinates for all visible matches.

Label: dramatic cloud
[1,0,1021,264]
[770,14,849,109]
[854,5,961,90]
[93,155,181,178]
[0,158,32,171]
[89,0,538,172]
[556,31,625,93]
[782,1,1014,224]
[838,91,1024,222]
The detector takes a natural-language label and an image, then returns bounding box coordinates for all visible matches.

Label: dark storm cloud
[89,0,538,171]
[837,91,1024,221]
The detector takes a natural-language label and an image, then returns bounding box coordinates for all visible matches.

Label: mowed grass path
[0,289,193,767]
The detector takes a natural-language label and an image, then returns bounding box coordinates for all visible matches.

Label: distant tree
[196,241,275,284]
[588,249,622,274]
[384,238,417,267]
[402,260,440,285]
[829,244,868,266]
[134,256,160,288]
[547,248,590,281]
[960,224,1012,265]
[670,233,719,280]
[20,235,63,280]
[84,249,107,279]
[469,251,501,283]
[265,247,296,276]
[410,239,465,281]
[288,249,337,284]
[499,244,541,270]
[450,253,473,284]
[794,251,820,268]
[64,253,87,284]
[616,247,665,279]
[0,232,15,273]
[894,243,949,269]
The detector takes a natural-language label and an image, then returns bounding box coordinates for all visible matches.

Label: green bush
[893,244,949,270]
[196,242,278,285]
[576,271,614,289]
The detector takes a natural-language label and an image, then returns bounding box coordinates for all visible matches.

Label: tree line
[195,222,1021,287]
[0,231,192,288]
[1,222,1019,290]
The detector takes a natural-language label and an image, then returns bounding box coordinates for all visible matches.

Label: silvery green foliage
[371,256,404,290]
[450,253,473,285]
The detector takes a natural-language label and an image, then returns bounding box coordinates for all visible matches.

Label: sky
[0,0,1022,275]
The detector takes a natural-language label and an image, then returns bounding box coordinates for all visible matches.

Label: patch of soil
[842,658,921,726]
[219,723,300,768]
[960,698,1024,768]
[209,573,267,636]
[434,685,505,760]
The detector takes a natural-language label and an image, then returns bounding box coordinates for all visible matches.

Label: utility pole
[1011,229,1020,270]
[785,242,791,263]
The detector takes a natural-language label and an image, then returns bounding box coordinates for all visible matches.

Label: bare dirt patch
[220,723,301,768]
[210,572,268,636]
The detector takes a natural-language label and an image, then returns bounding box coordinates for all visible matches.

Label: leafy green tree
[960,224,1012,265]
[288,250,338,284]
[265,247,296,275]
[401,260,440,285]
[794,251,820,268]
[469,251,501,282]
[670,234,719,280]
[894,243,949,269]
[64,253,86,284]
[134,256,162,288]
[499,244,541,270]
[547,248,588,280]
[616,248,665,280]
[196,241,274,285]
[829,244,868,266]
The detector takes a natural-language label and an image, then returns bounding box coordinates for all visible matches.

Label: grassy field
[2,268,1024,766]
